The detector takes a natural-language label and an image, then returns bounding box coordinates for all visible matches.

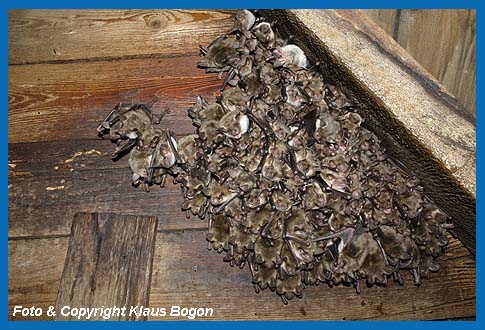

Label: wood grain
[8,9,476,321]
[364,10,398,37]
[55,213,158,320]
[9,10,233,64]
[8,236,69,320]
[8,140,204,238]
[395,10,476,116]
[148,230,475,320]
[364,10,476,115]
[8,230,474,320]
[262,10,475,254]
[8,56,223,144]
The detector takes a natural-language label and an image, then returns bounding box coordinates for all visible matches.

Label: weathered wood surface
[8,10,232,235]
[8,230,475,321]
[56,213,158,320]
[365,10,476,116]
[149,230,475,320]
[8,56,220,144]
[364,10,398,37]
[8,9,476,320]
[8,140,205,238]
[262,10,475,254]
[8,10,233,64]
[8,236,69,320]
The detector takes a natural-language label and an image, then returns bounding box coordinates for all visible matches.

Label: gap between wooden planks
[8,229,475,320]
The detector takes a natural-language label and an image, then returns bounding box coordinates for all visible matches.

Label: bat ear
[196,95,207,106]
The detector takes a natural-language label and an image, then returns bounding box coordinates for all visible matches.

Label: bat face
[220,87,249,112]
[314,112,342,143]
[219,111,249,139]
[177,134,200,168]
[245,188,269,210]
[207,214,230,252]
[295,149,318,177]
[208,181,238,206]
[128,147,151,184]
[284,84,307,107]
[253,22,275,45]
[303,78,325,103]
[190,96,225,124]
[260,62,280,85]
[228,166,257,193]
[181,191,209,218]
[301,182,327,210]
[271,189,293,212]
[263,83,283,105]
[271,118,291,140]
[199,120,222,145]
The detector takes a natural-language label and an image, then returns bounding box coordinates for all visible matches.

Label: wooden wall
[364,10,476,116]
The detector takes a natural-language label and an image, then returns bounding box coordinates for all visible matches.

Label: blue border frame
[3,0,479,329]
[0,1,480,9]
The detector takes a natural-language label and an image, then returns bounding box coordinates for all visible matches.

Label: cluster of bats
[97,10,453,303]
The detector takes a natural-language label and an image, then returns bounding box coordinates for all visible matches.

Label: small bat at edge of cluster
[97,102,179,191]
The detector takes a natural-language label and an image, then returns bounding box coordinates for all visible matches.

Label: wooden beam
[148,230,475,320]
[262,10,476,253]
[55,213,158,320]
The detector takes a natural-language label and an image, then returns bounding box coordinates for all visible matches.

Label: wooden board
[8,10,233,64]
[262,10,476,254]
[148,230,475,320]
[8,236,69,320]
[8,139,205,238]
[364,10,476,116]
[8,229,475,320]
[364,10,398,37]
[395,10,476,116]
[55,213,158,320]
[8,56,221,144]
[8,17,228,237]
